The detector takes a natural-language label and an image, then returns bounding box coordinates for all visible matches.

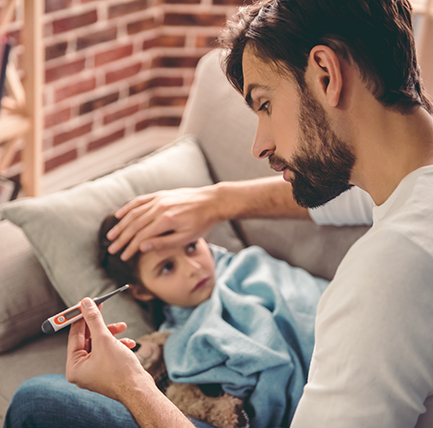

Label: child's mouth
[193,278,209,292]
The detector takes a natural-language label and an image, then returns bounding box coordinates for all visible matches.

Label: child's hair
[98,215,143,287]
[98,214,165,327]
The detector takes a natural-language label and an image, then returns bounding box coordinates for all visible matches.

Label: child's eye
[259,101,270,113]
[186,242,197,254]
[160,261,174,275]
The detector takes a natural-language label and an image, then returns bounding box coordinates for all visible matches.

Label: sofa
[0,49,368,424]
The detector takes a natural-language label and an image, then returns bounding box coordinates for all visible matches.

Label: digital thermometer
[41,284,130,335]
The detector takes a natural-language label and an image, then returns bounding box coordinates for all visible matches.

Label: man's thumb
[81,298,105,334]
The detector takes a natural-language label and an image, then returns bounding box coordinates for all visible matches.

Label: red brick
[45,148,78,173]
[94,44,134,67]
[153,116,182,127]
[77,27,117,51]
[79,92,120,115]
[164,13,226,27]
[53,122,93,146]
[109,0,147,19]
[213,0,245,4]
[142,37,158,50]
[164,0,200,4]
[127,17,156,35]
[45,0,73,13]
[87,128,126,152]
[135,115,181,131]
[45,41,68,61]
[52,10,98,34]
[103,104,140,125]
[129,76,183,96]
[142,35,186,50]
[45,58,86,83]
[196,35,219,49]
[149,95,188,107]
[135,118,150,131]
[105,62,142,85]
[55,77,97,102]
[151,55,201,68]
[44,107,71,129]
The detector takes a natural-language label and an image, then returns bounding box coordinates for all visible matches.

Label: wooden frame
[417,0,433,99]
[0,0,42,197]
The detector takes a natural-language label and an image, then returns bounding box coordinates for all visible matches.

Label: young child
[99,215,329,428]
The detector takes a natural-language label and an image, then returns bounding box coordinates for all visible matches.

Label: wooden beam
[21,0,43,197]
[417,0,433,100]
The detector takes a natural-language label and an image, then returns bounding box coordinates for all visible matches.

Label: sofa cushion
[1,136,244,344]
[0,220,65,353]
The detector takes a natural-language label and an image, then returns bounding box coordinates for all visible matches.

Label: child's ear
[130,284,155,302]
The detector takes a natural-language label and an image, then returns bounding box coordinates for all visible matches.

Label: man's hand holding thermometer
[65,290,194,427]
[41,284,130,334]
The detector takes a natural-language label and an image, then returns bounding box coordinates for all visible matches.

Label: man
[107,1,433,426]
[6,0,433,427]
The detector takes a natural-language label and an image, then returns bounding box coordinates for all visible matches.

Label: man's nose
[251,123,275,159]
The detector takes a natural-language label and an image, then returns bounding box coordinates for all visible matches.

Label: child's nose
[187,258,201,275]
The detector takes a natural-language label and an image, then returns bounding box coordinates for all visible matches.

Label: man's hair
[219,0,432,114]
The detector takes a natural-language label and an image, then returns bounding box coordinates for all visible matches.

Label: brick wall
[2,0,244,179]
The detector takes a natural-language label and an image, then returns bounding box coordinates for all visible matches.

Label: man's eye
[186,242,197,254]
[161,262,174,275]
[259,101,270,113]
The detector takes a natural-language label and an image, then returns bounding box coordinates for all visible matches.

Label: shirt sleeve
[308,186,374,226]
[291,230,433,428]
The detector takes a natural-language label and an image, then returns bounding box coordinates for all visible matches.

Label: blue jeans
[4,374,213,428]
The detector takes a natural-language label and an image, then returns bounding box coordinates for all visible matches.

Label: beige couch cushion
[0,221,65,353]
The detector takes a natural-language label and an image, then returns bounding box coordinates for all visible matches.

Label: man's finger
[114,194,154,219]
[80,298,109,341]
[119,338,137,349]
[67,317,87,361]
[107,322,128,336]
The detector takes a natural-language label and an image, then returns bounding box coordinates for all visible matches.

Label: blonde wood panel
[418,0,433,100]
[20,0,43,197]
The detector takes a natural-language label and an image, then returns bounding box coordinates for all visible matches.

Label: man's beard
[269,87,355,209]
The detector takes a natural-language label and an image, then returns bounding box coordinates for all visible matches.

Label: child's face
[135,238,216,307]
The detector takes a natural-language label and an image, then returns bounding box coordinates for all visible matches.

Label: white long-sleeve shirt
[294,167,433,428]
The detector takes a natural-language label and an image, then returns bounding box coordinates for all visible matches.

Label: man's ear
[130,284,155,302]
[307,45,343,108]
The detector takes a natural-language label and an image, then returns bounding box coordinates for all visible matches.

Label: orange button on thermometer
[41,284,130,335]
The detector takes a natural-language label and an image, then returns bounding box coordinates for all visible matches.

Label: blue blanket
[161,245,329,427]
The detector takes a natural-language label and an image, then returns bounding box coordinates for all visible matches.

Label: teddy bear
[134,331,250,428]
